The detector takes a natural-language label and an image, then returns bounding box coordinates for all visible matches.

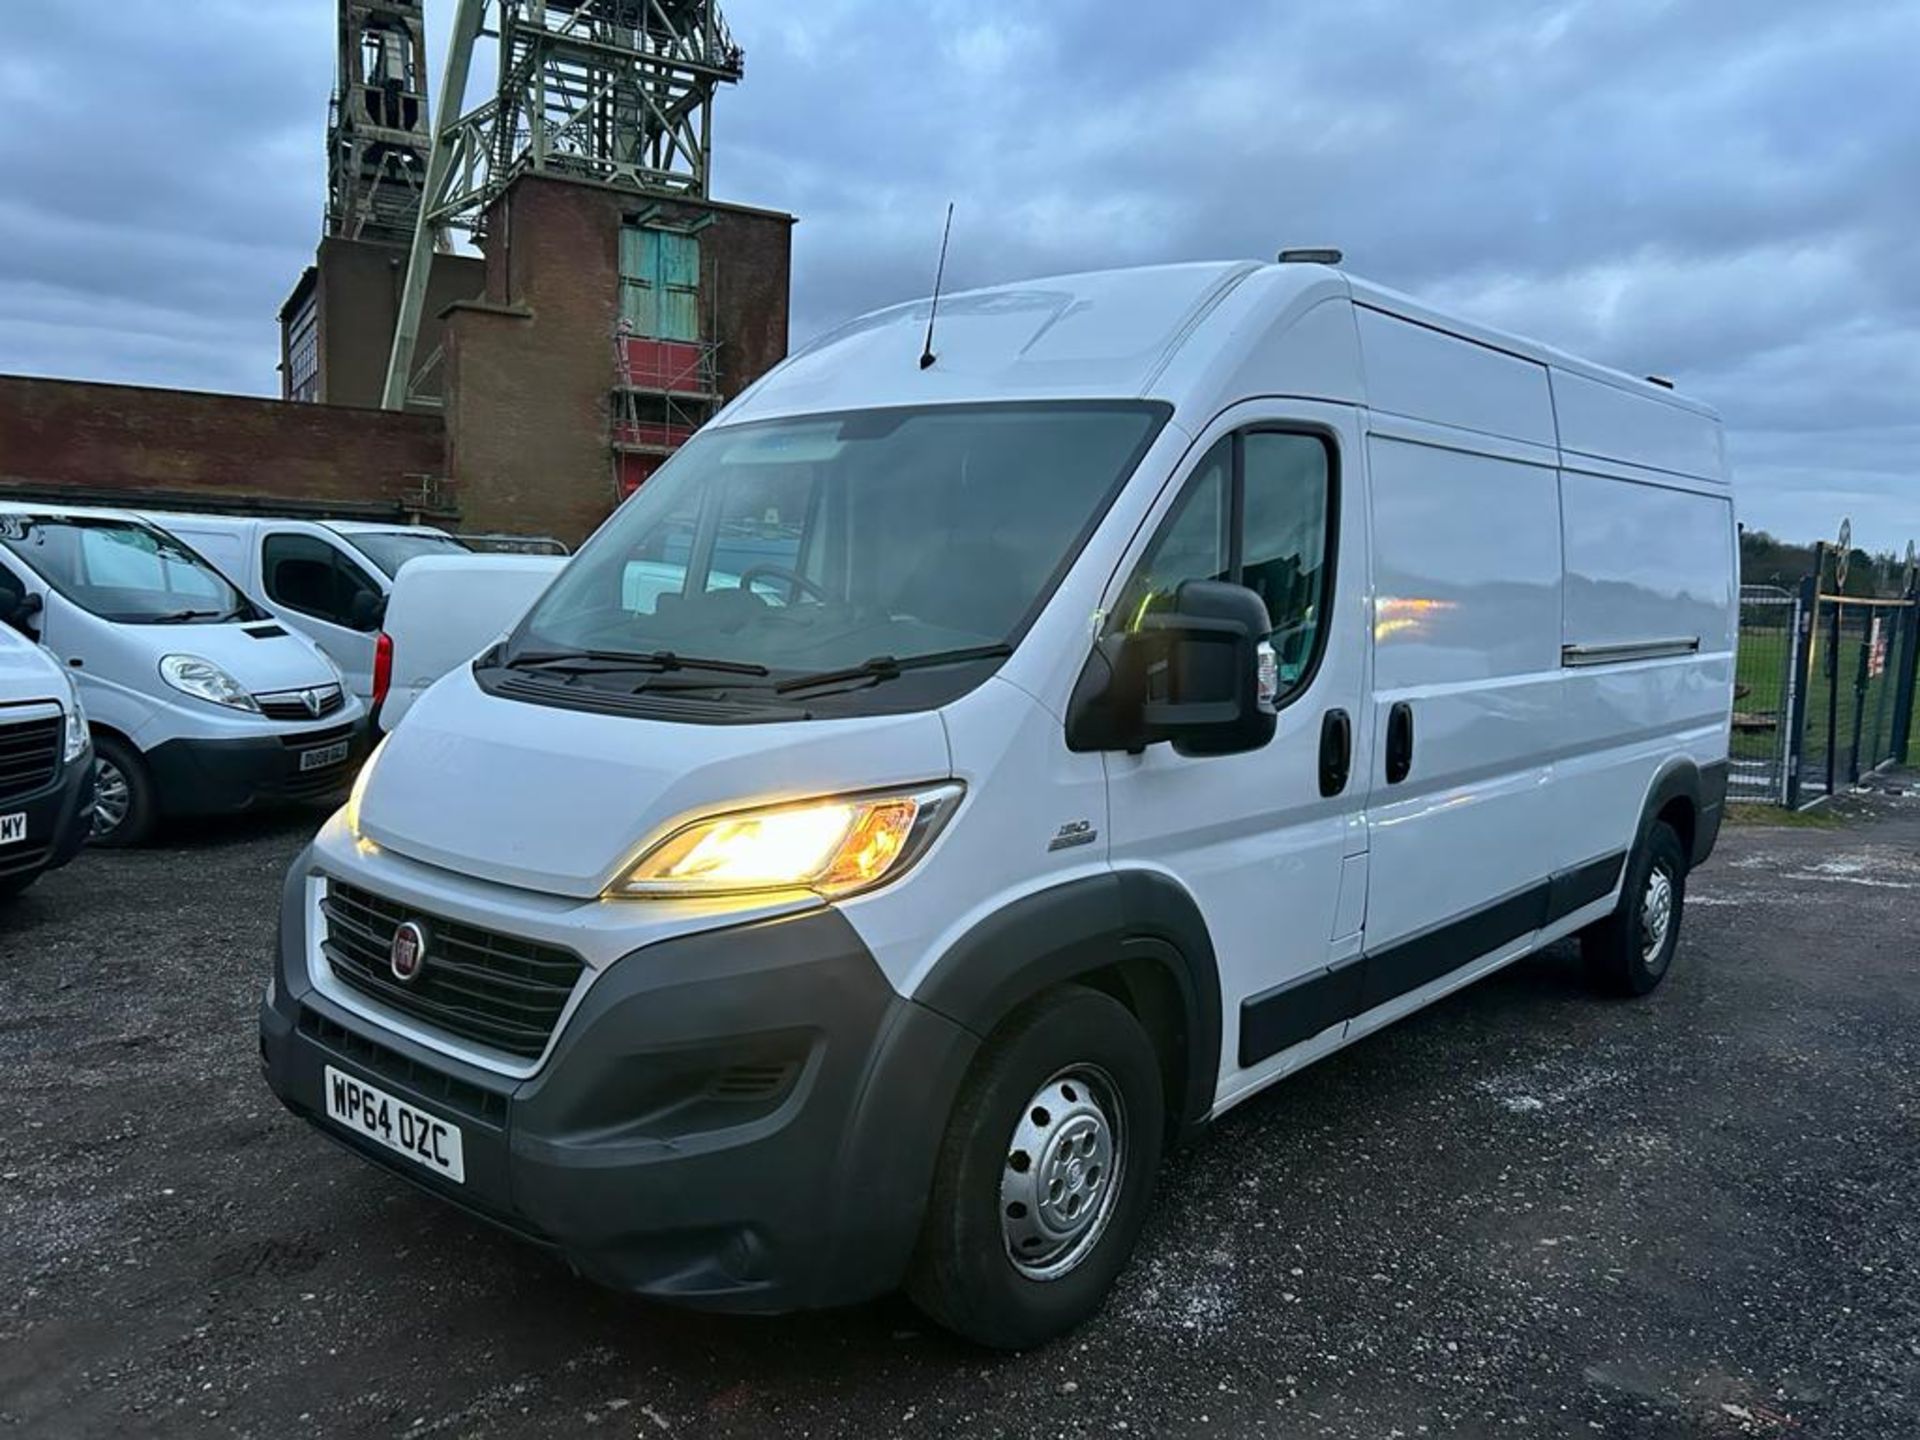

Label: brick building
[0,1,794,549]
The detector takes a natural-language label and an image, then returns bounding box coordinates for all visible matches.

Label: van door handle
[1318,709,1352,797]
[1385,702,1414,784]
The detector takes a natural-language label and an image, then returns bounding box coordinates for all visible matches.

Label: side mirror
[348,590,387,633]
[1066,580,1278,757]
[0,587,42,638]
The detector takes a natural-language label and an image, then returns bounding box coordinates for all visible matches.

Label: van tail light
[372,631,394,708]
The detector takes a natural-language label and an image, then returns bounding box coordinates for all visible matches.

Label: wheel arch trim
[909,868,1222,1133]
[1636,755,1726,867]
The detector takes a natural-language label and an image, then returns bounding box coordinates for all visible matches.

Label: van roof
[0,499,147,525]
[721,259,1717,428]
[138,510,452,540]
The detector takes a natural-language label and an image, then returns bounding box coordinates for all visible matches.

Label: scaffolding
[610,319,720,496]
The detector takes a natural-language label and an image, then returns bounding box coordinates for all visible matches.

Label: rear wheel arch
[1637,761,1700,864]
[911,870,1222,1137]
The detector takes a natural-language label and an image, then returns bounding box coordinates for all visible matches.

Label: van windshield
[343,530,471,578]
[0,515,254,624]
[503,402,1168,700]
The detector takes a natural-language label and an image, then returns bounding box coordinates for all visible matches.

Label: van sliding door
[1354,419,1564,1027]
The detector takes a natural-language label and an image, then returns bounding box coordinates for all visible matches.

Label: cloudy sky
[1,0,1914,551]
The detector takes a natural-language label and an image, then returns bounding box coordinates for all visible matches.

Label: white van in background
[0,504,370,846]
[0,625,95,897]
[371,554,566,731]
[142,513,470,700]
[262,258,1734,1348]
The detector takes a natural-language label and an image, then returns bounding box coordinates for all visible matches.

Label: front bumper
[146,718,371,818]
[259,855,978,1312]
[0,748,95,885]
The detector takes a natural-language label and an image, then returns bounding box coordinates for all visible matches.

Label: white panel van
[0,626,95,896]
[141,514,470,701]
[371,554,567,732]
[260,260,1735,1348]
[0,504,372,846]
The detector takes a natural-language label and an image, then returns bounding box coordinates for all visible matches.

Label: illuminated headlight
[610,783,964,900]
[60,672,90,762]
[159,654,260,712]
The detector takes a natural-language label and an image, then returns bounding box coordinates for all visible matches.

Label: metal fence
[1733,574,1920,807]
[1795,594,1918,803]
[1731,589,1799,802]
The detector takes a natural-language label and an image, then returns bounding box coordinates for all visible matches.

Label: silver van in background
[0,504,371,845]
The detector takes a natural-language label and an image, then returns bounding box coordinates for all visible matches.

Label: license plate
[0,813,23,846]
[323,1066,465,1183]
[300,741,352,773]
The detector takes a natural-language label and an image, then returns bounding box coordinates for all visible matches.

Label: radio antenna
[920,202,956,371]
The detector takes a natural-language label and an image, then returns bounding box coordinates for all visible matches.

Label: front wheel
[1582,820,1687,996]
[89,735,157,849]
[908,985,1164,1350]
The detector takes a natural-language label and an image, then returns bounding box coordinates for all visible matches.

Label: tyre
[1581,820,1687,997]
[88,735,157,849]
[908,984,1165,1350]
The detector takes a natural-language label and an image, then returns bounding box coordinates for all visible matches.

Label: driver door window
[1110,439,1230,632]
[1111,429,1334,707]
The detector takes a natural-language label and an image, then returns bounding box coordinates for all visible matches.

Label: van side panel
[1550,467,1736,871]
[1551,370,1725,481]
[1354,307,1557,449]
[1561,471,1737,654]
[1362,426,1564,956]
[167,524,252,590]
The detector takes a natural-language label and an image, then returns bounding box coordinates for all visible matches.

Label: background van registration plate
[324,1066,465,1183]
[0,813,24,845]
[300,741,351,773]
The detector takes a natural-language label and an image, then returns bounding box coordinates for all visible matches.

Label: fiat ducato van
[261,259,1735,1348]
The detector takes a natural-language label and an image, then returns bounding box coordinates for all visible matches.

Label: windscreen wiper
[774,643,1014,695]
[507,648,771,678]
[151,608,225,623]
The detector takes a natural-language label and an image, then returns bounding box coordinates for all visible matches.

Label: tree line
[1741,528,1916,598]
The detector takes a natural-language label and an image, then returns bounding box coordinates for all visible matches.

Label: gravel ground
[2,786,1918,1440]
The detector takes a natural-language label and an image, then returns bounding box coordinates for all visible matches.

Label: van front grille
[0,716,61,804]
[319,882,585,1061]
[255,685,346,722]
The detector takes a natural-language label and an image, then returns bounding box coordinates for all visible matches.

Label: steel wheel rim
[1641,865,1675,969]
[91,757,131,839]
[1000,1064,1125,1282]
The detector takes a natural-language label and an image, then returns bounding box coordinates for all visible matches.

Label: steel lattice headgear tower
[328,1,435,245]
[383,0,745,405]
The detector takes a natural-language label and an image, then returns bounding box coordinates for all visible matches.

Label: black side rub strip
[1237,850,1627,1068]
